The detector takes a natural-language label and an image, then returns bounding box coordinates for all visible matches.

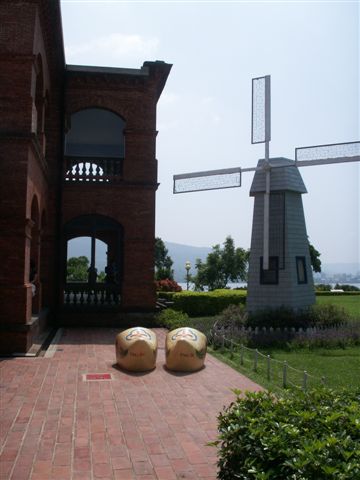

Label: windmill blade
[252,75,271,144]
[296,156,360,167]
[173,167,245,194]
[295,141,360,166]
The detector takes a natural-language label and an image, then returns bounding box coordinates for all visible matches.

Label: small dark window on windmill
[260,256,279,285]
[296,256,307,284]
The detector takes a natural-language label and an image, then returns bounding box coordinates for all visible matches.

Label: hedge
[156,290,359,317]
[315,291,360,296]
[212,388,360,480]
[156,291,177,301]
[163,290,247,317]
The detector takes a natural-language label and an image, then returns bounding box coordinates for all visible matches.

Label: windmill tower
[173,75,359,312]
[246,76,314,311]
[247,157,315,311]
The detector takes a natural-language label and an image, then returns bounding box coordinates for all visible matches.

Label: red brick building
[0,0,171,354]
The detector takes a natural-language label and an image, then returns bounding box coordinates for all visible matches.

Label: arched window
[64,108,125,182]
[32,55,45,139]
[65,108,125,158]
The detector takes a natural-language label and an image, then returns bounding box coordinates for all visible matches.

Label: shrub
[156,291,176,301]
[155,308,190,330]
[210,304,248,345]
[213,388,360,480]
[247,304,350,330]
[309,303,350,327]
[170,290,247,317]
[334,283,360,292]
[315,283,332,291]
[155,278,182,292]
[247,306,310,329]
[291,322,360,349]
[316,291,360,296]
[213,304,248,334]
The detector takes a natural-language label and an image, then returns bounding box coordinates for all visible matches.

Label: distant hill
[165,242,212,282]
[67,237,212,281]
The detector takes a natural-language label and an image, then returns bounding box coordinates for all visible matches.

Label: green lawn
[210,346,360,391]
[269,347,360,389]
[316,294,360,318]
[188,294,360,391]
[207,294,360,391]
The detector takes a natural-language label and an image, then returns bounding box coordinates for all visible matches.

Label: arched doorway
[62,215,123,309]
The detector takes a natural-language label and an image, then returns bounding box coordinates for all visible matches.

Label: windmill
[173,75,360,312]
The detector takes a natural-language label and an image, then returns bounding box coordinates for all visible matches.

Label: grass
[316,294,360,318]
[197,294,360,391]
[170,293,360,391]
[210,345,360,391]
[266,347,360,389]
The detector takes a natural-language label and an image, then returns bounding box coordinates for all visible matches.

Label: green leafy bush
[247,306,310,329]
[315,283,332,291]
[170,290,247,317]
[155,308,190,330]
[214,304,248,329]
[156,291,176,301]
[247,304,350,329]
[213,388,360,480]
[334,283,360,292]
[310,303,351,327]
[316,291,360,296]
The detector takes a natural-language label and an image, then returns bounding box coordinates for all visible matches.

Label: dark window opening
[65,108,125,158]
[260,256,279,284]
[296,256,308,284]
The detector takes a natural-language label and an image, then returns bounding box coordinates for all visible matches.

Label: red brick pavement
[0,328,262,479]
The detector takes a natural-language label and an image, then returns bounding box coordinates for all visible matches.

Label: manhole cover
[83,373,113,381]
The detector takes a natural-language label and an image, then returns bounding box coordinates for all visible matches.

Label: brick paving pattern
[0,328,262,479]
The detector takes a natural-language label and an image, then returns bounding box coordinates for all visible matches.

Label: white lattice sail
[295,141,360,165]
[173,167,241,194]
[251,75,271,144]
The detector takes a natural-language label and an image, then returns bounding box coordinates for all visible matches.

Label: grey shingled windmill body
[173,76,359,313]
[246,158,315,312]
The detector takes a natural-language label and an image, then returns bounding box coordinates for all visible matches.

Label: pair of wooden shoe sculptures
[115,326,207,372]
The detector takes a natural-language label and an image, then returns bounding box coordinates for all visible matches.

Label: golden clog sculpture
[165,327,207,372]
[115,327,157,372]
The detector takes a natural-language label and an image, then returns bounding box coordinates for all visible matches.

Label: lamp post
[185,261,191,290]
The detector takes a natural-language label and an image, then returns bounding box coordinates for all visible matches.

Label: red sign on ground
[84,373,112,381]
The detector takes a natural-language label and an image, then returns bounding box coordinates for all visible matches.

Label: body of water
[178,282,360,291]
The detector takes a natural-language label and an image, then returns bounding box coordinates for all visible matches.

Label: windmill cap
[250,157,307,195]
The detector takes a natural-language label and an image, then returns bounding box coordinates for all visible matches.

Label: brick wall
[62,64,171,311]
[0,0,64,353]
[0,0,171,352]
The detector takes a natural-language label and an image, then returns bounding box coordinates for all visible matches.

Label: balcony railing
[63,283,121,308]
[64,157,123,183]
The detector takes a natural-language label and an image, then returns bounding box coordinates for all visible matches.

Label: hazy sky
[60,0,359,266]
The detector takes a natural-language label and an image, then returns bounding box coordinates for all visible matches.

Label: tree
[155,237,174,280]
[193,236,249,290]
[66,256,89,282]
[309,240,321,273]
